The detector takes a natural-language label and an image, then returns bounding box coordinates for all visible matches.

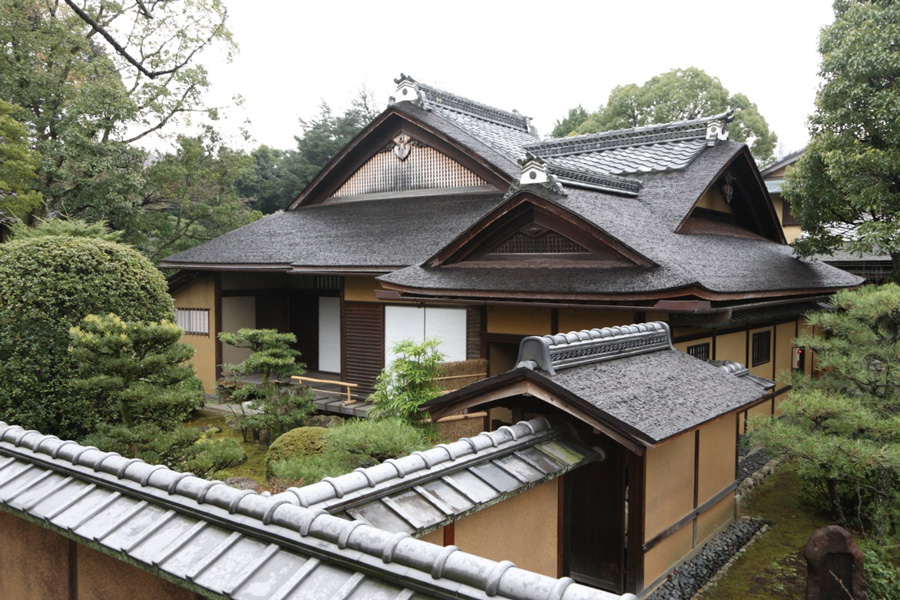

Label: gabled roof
[160,76,862,300]
[284,418,595,536]
[423,323,769,451]
[380,144,862,301]
[0,422,632,600]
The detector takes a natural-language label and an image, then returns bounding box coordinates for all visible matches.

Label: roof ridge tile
[394,74,533,132]
[516,322,675,375]
[0,421,631,600]
[526,111,733,157]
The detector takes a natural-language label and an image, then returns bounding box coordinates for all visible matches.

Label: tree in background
[0,0,233,231]
[784,0,900,281]
[370,338,445,423]
[553,67,777,163]
[238,93,381,214]
[131,131,261,262]
[9,217,122,241]
[69,314,203,427]
[0,236,173,438]
[751,285,900,539]
[218,329,314,442]
[0,99,42,218]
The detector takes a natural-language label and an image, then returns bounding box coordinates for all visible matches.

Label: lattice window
[752,331,771,366]
[488,229,589,254]
[176,308,209,336]
[331,140,486,197]
[687,342,710,361]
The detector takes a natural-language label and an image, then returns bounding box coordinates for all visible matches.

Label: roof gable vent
[516,322,674,375]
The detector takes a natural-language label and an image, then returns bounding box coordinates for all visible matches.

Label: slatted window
[752,331,771,366]
[332,143,486,197]
[315,275,342,291]
[686,342,710,361]
[176,308,210,336]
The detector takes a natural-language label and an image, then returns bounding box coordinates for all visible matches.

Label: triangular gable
[427,191,654,268]
[677,146,785,243]
[289,106,511,208]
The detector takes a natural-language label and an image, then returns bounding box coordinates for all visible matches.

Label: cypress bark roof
[161,76,862,299]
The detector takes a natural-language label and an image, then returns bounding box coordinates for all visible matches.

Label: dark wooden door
[564,439,626,593]
[289,292,318,371]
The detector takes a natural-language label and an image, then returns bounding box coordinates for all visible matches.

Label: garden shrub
[369,338,444,423]
[219,329,315,442]
[0,236,173,438]
[265,426,327,477]
[268,418,432,485]
[861,539,900,599]
[83,422,244,478]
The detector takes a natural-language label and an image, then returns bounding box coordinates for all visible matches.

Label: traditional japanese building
[160,75,861,430]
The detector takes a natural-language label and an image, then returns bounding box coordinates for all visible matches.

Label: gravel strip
[738,448,771,481]
[646,517,766,600]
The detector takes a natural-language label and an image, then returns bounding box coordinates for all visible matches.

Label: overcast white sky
[198,0,835,158]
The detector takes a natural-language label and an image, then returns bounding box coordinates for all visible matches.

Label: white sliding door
[318,297,341,373]
[384,306,466,364]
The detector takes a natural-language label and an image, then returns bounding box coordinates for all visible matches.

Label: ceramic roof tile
[0,422,632,600]
[282,419,595,537]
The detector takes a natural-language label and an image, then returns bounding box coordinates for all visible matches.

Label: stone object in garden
[805,525,867,600]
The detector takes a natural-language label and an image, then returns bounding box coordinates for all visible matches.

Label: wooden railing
[292,375,359,405]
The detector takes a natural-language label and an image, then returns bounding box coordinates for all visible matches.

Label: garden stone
[805,525,867,600]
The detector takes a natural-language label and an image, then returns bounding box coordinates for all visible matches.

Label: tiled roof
[542,138,710,176]
[0,422,634,600]
[283,418,595,536]
[523,113,730,177]
[759,148,805,177]
[393,76,540,162]
[516,322,672,376]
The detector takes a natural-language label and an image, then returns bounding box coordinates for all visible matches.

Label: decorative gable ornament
[705,110,734,146]
[392,134,412,161]
[504,153,566,199]
[392,74,420,104]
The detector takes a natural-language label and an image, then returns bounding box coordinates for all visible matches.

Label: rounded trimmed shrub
[0,236,174,438]
[266,426,327,477]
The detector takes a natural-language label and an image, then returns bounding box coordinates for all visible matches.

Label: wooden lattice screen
[332,142,486,197]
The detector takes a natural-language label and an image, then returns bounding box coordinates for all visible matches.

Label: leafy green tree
[238,96,380,214]
[0,236,173,438]
[370,338,445,423]
[550,106,590,138]
[0,0,233,227]
[750,284,900,539]
[0,99,42,219]
[784,0,900,281]
[69,314,203,427]
[130,133,261,261]
[555,67,777,163]
[219,329,314,442]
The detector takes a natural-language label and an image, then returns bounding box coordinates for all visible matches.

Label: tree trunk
[826,478,846,526]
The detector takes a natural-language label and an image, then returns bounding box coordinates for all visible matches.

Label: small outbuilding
[412,322,773,597]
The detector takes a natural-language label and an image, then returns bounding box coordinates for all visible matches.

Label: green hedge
[0,236,173,438]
